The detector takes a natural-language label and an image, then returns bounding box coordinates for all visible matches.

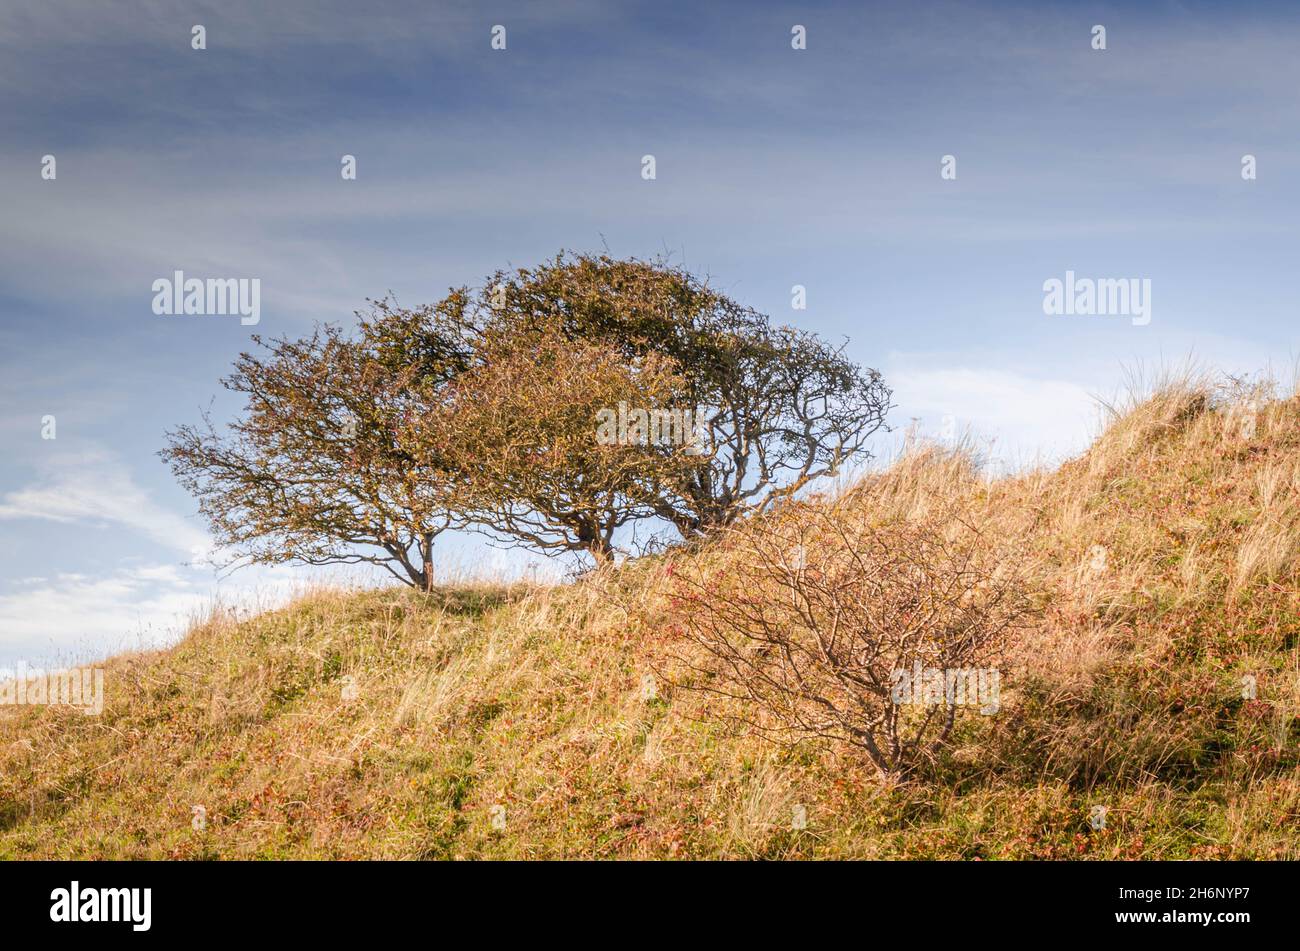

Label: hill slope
[3,380,1300,859]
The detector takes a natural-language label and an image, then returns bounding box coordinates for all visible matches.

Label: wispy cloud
[0,560,319,667]
[886,361,1100,470]
[0,565,205,665]
[0,446,212,557]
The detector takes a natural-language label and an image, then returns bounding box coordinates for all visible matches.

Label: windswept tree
[472,253,893,536]
[160,303,473,590]
[424,322,696,563]
[163,253,893,582]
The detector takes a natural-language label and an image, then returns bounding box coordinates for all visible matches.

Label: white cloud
[0,444,352,666]
[0,446,212,558]
[0,564,208,666]
[0,560,335,669]
[886,361,1101,471]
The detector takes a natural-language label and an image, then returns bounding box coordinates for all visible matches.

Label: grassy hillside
[4,377,1300,859]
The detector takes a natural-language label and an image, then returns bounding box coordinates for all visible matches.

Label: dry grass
[2,372,1300,859]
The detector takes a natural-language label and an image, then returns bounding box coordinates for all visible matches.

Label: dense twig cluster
[665,500,1028,776]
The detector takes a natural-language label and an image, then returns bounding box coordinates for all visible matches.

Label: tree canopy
[162,254,892,583]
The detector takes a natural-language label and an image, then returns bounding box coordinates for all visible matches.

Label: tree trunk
[421,531,435,592]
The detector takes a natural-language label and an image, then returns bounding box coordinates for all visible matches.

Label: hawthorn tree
[160,303,472,590]
[471,253,893,537]
[163,254,893,583]
[424,322,696,563]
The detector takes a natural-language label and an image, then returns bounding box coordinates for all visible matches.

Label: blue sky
[2,0,1298,667]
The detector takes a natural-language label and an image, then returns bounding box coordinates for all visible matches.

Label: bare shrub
[666,499,1028,777]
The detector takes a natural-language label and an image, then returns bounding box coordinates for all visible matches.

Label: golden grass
[2,372,1300,859]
